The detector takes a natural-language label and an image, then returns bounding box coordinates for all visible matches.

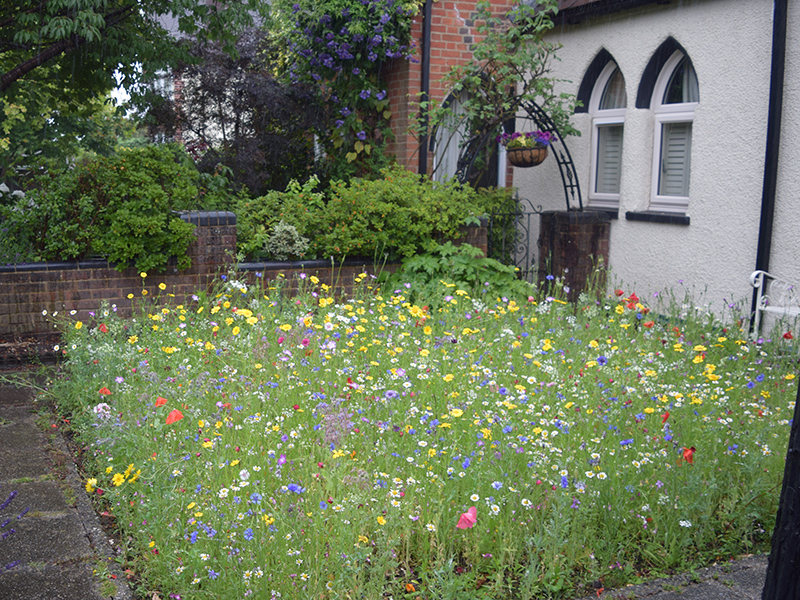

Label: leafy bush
[235,176,325,259]
[0,144,210,272]
[238,166,502,262]
[266,220,310,260]
[383,241,535,305]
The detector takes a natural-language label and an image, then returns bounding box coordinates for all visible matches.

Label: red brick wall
[0,214,488,340]
[386,0,517,178]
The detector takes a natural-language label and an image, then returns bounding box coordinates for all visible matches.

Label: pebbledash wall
[0,212,488,340]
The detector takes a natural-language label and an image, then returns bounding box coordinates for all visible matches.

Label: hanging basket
[506,146,548,168]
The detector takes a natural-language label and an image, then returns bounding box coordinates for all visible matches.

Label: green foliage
[274,0,419,179]
[314,166,483,260]
[235,176,325,259]
[416,0,581,182]
[236,166,506,262]
[266,221,311,261]
[0,145,208,272]
[383,240,535,305]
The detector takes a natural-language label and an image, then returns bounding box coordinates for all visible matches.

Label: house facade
[512,0,799,327]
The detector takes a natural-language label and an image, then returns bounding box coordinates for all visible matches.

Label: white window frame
[588,62,626,209]
[649,50,698,214]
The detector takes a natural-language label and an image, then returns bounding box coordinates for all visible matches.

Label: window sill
[625,211,690,225]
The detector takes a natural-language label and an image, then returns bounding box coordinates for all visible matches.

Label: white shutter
[595,124,623,194]
[658,122,692,197]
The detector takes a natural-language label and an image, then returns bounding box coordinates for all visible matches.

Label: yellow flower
[449,408,463,417]
[112,473,125,486]
[376,516,386,526]
[75,321,83,330]
[85,478,97,493]
[279,324,292,332]
[310,276,320,284]
[232,326,241,336]
[140,272,147,278]
[142,290,148,296]
[423,325,432,335]
[443,374,454,382]
[158,283,166,291]
[127,293,134,300]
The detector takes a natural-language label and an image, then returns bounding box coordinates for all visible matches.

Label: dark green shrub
[0,144,206,272]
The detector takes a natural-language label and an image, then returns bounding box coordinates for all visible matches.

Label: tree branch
[1,4,136,92]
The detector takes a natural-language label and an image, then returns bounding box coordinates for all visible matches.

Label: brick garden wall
[0,212,488,340]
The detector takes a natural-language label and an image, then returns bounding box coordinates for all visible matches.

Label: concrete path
[0,380,131,600]
[0,376,773,600]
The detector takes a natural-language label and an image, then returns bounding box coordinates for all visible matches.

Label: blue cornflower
[287,483,305,494]
[320,501,328,510]
[597,356,608,366]
[244,528,254,541]
[620,438,634,446]
[561,476,568,488]
[462,457,471,469]
[491,481,503,490]
[208,569,219,580]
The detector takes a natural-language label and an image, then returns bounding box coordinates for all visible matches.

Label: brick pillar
[538,211,610,298]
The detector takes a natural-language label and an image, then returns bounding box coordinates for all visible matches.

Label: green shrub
[382,240,535,306]
[265,220,310,261]
[312,165,491,260]
[0,144,205,271]
[235,176,324,259]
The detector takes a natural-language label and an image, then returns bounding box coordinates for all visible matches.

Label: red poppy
[629,293,639,303]
[643,321,655,328]
[662,411,670,424]
[457,506,477,529]
[784,332,794,340]
[166,409,184,425]
[626,302,637,310]
[98,387,112,395]
[155,397,168,407]
[99,323,108,333]
[683,446,696,464]
[615,289,624,297]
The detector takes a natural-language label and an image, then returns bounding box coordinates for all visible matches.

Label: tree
[149,28,324,196]
[1,0,269,96]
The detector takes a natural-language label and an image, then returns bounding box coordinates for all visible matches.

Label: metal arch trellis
[453,99,583,212]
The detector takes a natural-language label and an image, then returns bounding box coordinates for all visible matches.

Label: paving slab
[0,381,131,600]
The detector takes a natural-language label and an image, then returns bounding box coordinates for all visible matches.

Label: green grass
[48,272,797,599]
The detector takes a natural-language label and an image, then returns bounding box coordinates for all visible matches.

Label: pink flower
[278,336,285,344]
[301,338,310,347]
[456,506,477,529]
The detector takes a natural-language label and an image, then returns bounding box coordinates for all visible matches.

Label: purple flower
[278,454,287,466]
[359,89,371,99]
[597,356,608,365]
[356,130,367,140]
[376,90,386,100]
[244,528,254,541]
[335,119,345,128]
[385,390,399,399]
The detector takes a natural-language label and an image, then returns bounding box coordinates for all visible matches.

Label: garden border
[0,212,487,341]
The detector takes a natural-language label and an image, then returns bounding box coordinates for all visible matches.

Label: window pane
[664,58,699,104]
[595,124,623,194]
[658,122,692,197]
[600,68,627,110]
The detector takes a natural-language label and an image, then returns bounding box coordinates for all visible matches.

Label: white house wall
[516,0,799,327]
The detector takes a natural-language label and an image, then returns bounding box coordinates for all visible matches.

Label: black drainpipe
[750,0,787,333]
[418,0,432,175]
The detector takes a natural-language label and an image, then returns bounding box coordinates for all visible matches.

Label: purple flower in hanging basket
[496,130,557,149]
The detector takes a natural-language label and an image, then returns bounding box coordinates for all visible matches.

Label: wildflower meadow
[50,271,797,599]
